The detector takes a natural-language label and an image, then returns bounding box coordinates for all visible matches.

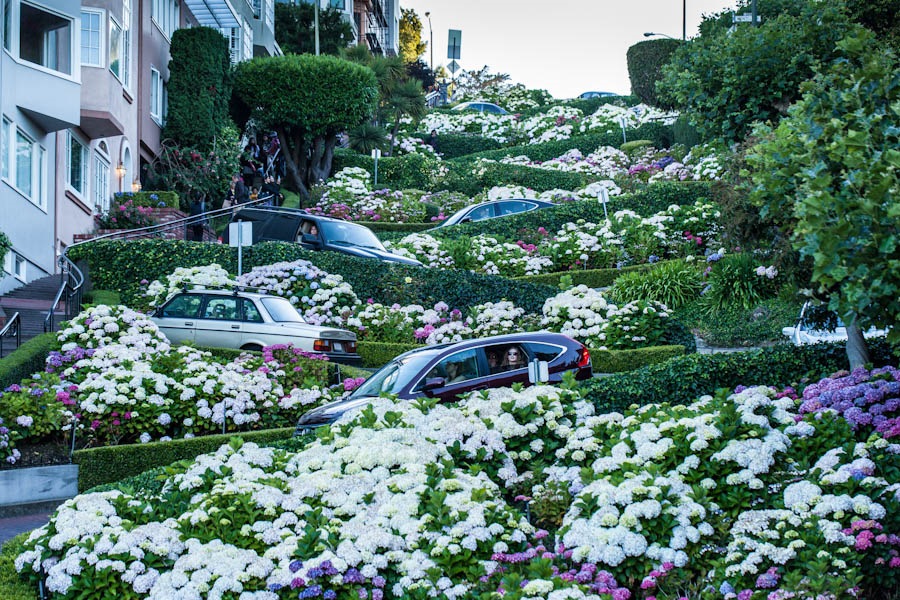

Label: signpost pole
[237,219,243,277]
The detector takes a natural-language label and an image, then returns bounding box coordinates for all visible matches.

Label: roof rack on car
[177,282,274,295]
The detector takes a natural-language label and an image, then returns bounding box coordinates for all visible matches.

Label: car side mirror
[423,377,445,394]
[459,217,471,224]
[300,233,321,247]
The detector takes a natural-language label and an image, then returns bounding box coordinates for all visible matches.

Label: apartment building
[0,0,81,293]
[0,0,278,294]
[278,0,400,56]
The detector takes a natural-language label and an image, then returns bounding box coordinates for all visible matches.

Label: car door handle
[231,324,240,329]
[184,322,194,326]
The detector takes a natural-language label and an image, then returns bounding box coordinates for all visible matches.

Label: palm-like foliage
[347,122,388,155]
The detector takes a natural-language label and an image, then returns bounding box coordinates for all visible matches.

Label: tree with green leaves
[341,45,426,156]
[274,3,354,56]
[399,8,426,64]
[232,54,377,200]
[659,0,855,142]
[163,27,233,151]
[626,39,683,108]
[746,32,899,368]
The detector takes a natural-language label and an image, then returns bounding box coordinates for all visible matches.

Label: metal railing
[43,193,276,332]
[44,254,84,333]
[0,311,21,356]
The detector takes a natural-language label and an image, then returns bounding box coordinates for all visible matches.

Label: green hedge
[583,338,899,414]
[359,221,435,234]
[0,534,35,599]
[443,161,591,196]
[449,122,674,166]
[358,340,688,372]
[591,344,686,373]
[410,132,503,159]
[431,182,713,241]
[515,264,653,289]
[0,332,56,391]
[68,240,557,314]
[358,341,419,368]
[73,427,294,490]
[626,39,684,108]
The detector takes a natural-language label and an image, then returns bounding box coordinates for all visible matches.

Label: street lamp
[643,31,677,40]
[424,11,433,71]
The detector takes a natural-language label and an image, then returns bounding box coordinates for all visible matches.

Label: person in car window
[445,360,467,383]
[502,346,527,371]
[487,350,501,373]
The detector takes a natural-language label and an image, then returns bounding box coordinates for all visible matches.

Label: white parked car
[150,289,360,364]
[782,302,886,346]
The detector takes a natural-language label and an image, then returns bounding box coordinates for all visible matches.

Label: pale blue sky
[400,0,738,98]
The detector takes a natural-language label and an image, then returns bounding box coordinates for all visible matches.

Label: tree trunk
[845,317,870,371]
[308,135,337,187]
[276,127,309,204]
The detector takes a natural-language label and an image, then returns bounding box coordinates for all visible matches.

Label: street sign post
[229,220,253,276]
[447,29,461,60]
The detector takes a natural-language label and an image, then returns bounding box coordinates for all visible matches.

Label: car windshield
[260,297,306,323]
[349,352,438,398]
[320,221,385,250]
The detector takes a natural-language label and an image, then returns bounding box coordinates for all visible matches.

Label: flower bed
[12,368,900,598]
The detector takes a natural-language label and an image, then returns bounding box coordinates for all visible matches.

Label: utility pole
[314,0,320,55]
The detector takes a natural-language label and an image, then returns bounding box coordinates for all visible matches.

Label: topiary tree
[232,54,378,200]
[163,27,233,151]
[658,0,855,142]
[626,38,683,108]
[746,32,900,368]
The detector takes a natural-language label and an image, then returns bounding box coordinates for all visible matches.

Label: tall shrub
[626,38,683,108]
[163,27,233,151]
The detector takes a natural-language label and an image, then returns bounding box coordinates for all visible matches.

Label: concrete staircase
[0,274,66,358]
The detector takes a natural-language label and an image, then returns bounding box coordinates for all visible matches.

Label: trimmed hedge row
[592,344,686,373]
[448,122,674,166]
[73,427,295,490]
[515,264,654,289]
[0,332,56,392]
[442,161,591,196]
[359,221,435,234]
[68,240,557,314]
[583,339,899,414]
[409,132,503,159]
[358,340,688,373]
[430,181,713,241]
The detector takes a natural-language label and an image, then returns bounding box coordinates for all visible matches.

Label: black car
[295,332,592,432]
[433,198,554,229]
[224,207,423,267]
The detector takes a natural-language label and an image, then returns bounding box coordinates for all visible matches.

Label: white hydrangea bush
[142,264,235,308]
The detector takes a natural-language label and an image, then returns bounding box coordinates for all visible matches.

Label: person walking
[189,193,207,241]
[426,129,439,153]
[233,173,250,205]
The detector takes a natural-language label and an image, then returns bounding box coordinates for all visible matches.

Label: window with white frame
[93,155,110,212]
[150,67,164,124]
[109,17,123,80]
[66,131,88,196]
[151,0,179,39]
[4,252,26,282]
[3,124,47,209]
[225,26,239,64]
[241,18,252,61]
[2,0,11,52]
[1,117,9,181]
[81,9,103,67]
[264,0,273,30]
[20,2,73,75]
[122,0,132,88]
[251,0,261,19]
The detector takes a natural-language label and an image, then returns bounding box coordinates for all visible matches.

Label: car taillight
[313,339,333,352]
[577,345,591,368]
[344,340,357,353]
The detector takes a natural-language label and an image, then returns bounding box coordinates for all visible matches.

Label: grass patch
[0,533,38,600]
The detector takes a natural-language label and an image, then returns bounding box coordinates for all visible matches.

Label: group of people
[440,345,529,384]
[240,134,283,185]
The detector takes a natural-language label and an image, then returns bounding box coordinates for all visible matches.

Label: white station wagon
[150,289,360,364]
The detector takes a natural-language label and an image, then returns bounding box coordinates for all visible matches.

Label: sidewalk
[0,511,52,547]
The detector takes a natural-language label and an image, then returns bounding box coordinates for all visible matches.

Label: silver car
[151,289,360,364]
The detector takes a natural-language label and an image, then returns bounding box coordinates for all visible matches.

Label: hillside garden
[2,0,900,597]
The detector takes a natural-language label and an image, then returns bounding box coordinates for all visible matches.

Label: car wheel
[241,343,263,352]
